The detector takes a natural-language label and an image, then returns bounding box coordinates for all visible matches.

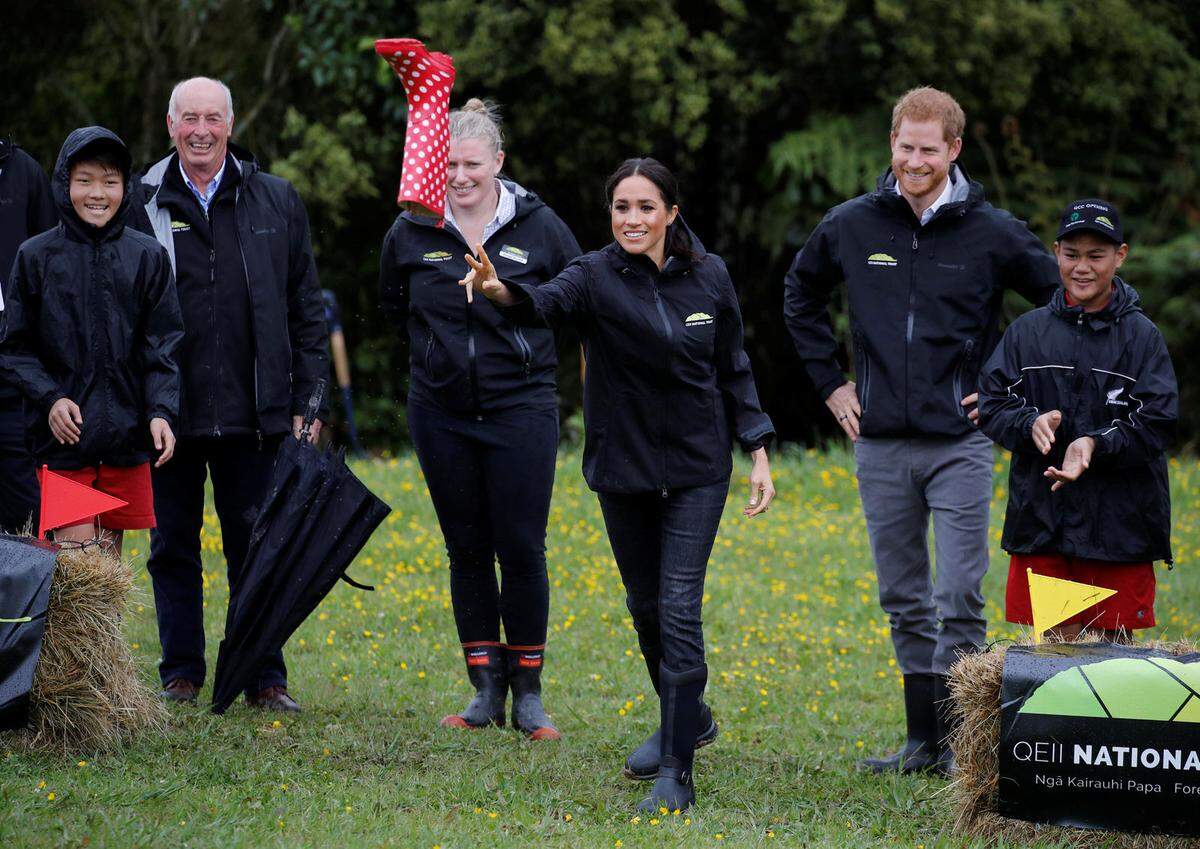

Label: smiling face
[446,136,504,216]
[610,174,678,268]
[1054,232,1128,312]
[890,118,961,207]
[69,160,124,228]
[167,79,232,180]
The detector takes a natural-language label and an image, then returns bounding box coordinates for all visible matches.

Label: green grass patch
[3,447,1198,848]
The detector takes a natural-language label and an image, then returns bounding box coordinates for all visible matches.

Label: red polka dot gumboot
[375,38,456,222]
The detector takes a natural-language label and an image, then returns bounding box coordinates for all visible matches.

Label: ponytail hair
[604,157,695,261]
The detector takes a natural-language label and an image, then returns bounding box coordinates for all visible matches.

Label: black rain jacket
[0,140,58,406]
[378,179,581,415]
[0,127,183,468]
[131,143,329,436]
[978,279,1177,563]
[784,165,1059,438]
[499,222,774,494]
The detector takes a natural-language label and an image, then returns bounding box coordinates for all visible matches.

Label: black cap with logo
[1055,198,1124,244]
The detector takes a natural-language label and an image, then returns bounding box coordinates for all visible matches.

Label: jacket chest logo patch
[1106,387,1129,407]
[170,220,192,233]
[422,250,452,263]
[867,252,898,267]
[684,312,713,327]
[498,245,528,264]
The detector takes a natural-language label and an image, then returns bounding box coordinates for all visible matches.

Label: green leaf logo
[1020,657,1200,722]
[867,253,898,267]
[1095,215,1115,230]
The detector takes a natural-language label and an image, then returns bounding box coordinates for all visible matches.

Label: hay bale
[4,546,166,752]
[946,639,1200,848]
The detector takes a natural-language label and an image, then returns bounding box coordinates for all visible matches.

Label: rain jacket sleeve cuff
[738,419,776,453]
[811,366,847,401]
[494,281,544,327]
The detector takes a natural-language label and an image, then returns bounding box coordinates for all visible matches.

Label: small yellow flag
[1028,568,1117,639]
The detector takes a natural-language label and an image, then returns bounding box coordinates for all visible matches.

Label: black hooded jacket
[784,165,1060,438]
[978,279,1177,562]
[498,223,775,494]
[378,179,581,415]
[0,127,183,468]
[0,141,58,405]
[131,143,330,436]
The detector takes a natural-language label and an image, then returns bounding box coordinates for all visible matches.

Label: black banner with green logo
[999,643,1200,836]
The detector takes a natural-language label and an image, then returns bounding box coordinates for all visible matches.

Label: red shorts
[38,463,156,531]
[1006,552,1156,630]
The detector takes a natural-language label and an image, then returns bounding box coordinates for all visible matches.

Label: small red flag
[38,467,128,538]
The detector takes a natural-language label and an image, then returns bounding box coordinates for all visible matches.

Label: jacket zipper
[514,327,533,378]
[906,231,918,431]
[953,339,975,418]
[209,201,221,437]
[424,325,435,376]
[859,344,872,415]
[233,188,261,439]
[651,272,673,497]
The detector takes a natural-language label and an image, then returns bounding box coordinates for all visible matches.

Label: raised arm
[461,244,593,329]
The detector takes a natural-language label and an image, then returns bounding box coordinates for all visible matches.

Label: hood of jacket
[138,140,261,196]
[52,126,134,243]
[873,162,980,216]
[1048,276,1142,325]
[606,212,709,275]
[399,176,547,229]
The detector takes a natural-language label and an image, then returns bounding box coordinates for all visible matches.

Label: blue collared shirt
[179,158,226,214]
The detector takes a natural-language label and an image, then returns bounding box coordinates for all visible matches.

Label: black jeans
[0,398,37,534]
[147,434,285,691]
[598,480,729,674]
[408,401,557,647]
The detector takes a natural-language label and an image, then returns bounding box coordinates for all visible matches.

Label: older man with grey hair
[131,76,329,712]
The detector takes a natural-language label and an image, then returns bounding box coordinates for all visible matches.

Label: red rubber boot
[375,38,456,220]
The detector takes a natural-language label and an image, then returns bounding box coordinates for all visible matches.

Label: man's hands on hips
[292,415,323,443]
[825,382,861,441]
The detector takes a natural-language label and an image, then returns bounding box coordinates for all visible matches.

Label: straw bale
[4,546,166,752]
[945,638,1200,848]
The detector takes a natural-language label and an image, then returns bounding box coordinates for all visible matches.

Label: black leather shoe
[247,685,301,713]
[160,678,199,703]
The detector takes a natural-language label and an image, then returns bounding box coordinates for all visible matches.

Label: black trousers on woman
[407,400,557,647]
[597,480,729,681]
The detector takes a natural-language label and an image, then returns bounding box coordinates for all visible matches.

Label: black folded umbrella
[211,384,391,714]
[0,535,57,728]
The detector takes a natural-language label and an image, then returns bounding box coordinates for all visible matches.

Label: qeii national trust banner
[999,643,1200,836]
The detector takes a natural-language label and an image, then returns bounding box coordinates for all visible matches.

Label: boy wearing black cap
[977,199,1178,641]
[0,127,183,554]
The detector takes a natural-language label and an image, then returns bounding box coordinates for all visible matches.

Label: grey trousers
[854,431,993,675]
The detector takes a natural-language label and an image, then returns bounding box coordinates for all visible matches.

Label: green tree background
[5,0,1198,448]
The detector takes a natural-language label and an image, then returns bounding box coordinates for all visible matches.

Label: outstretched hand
[1045,436,1095,491]
[1032,410,1063,455]
[458,245,513,305]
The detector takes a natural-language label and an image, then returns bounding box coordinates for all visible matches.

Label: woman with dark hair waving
[379,99,581,739]
[459,158,776,812]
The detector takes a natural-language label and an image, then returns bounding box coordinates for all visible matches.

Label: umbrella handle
[340,572,375,592]
[300,379,327,442]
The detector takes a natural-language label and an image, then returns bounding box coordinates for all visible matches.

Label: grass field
[3,446,1199,848]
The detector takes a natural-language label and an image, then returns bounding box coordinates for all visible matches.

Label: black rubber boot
[859,673,939,774]
[934,674,959,777]
[440,643,507,729]
[505,646,561,740]
[623,703,718,780]
[637,662,707,813]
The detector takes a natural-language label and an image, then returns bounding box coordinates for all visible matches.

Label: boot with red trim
[440,643,507,729]
[505,645,561,741]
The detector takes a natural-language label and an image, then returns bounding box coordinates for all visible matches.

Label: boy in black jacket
[978,199,1177,641]
[0,127,183,555]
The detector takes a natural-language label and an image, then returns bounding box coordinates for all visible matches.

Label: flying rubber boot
[505,645,561,741]
[440,643,506,729]
[933,674,960,777]
[859,672,939,774]
[637,662,707,813]
[374,38,456,220]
